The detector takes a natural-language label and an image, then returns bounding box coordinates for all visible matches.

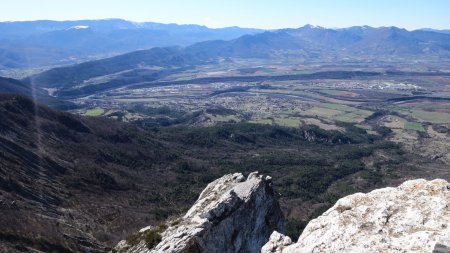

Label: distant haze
[1,0,449,30]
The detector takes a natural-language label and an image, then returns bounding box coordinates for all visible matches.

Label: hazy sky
[1,0,449,30]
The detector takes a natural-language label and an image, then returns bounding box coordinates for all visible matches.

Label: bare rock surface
[263,179,450,253]
[261,231,293,253]
[115,172,284,253]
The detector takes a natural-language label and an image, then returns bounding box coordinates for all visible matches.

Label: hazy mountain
[187,25,450,59]
[22,46,212,98]
[2,22,449,71]
[0,19,262,69]
[418,28,450,34]
[26,25,450,98]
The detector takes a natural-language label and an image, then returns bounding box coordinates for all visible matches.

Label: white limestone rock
[115,172,284,253]
[261,231,293,253]
[263,179,450,253]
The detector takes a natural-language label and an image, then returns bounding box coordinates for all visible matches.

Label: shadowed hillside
[1,94,448,252]
[0,76,75,109]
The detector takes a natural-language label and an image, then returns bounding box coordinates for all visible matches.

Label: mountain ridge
[25,25,450,98]
[0,19,262,69]
[186,24,450,59]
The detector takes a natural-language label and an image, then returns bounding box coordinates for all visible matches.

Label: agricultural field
[69,66,450,163]
[84,107,105,116]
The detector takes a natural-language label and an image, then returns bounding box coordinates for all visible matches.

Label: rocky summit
[262,179,450,253]
[114,172,284,253]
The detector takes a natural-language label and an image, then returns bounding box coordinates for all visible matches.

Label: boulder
[263,179,450,253]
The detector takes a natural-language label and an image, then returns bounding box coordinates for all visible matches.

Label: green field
[306,107,341,117]
[319,90,340,95]
[84,107,105,116]
[404,122,425,132]
[303,103,373,123]
[210,114,240,123]
[174,75,196,81]
[408,110,450,124]
[249,118,273,125]
[395,108,450,124]
[275,117,300,127]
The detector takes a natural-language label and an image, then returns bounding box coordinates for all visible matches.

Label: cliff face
[263,179,450,253]
[116,176,450,253]
[115,172,284,253]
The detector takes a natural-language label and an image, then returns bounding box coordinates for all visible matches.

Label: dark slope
[0,94,448,252]
[0,77,32,95]
[0,94,185,252]
[0,76,75,109]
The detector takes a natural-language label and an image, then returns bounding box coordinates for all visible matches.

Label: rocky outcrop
[261,231,293,253]
[262,179,450,253]
[115,172,284,253]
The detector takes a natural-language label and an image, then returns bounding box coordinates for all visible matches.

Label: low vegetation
[84,107,105,116]
[125,225,165,250]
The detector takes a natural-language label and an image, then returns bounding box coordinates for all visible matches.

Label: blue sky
[1,0,449,30]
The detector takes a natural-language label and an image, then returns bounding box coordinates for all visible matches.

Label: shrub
[286,219,308,239]
[126,232,141,246]
[144,229,162,249]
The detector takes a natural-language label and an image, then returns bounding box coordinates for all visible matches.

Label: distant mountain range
[2,20,449,72]
[419,28,450,34]
[25,24,450,97]
[2,20,449,71]
[0,19,262,69]
[187,25,450,59]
